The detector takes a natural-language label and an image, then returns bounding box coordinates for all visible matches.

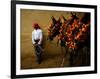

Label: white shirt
[32,29,43,45]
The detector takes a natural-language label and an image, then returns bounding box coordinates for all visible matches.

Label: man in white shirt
[32,23,43,64]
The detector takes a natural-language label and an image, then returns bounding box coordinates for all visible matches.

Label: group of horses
[47,12,90,66]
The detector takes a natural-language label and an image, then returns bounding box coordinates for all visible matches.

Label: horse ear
[51,16,54,19]
[71,12,73,15]
[71,12,74,16]
[74,12,76,16]
[51,16,56,23]
[61,15,66,21]
[58,17,61,22]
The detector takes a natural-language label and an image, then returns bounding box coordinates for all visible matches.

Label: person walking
[32,23,43,64]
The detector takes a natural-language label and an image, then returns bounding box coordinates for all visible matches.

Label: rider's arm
[32,31,35,44]
[38,30,43,45]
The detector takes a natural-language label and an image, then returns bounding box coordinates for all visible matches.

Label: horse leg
[60,46,68,67]
[69,48,75,66]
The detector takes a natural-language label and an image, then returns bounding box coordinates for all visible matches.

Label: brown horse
[47,13,90,66]
[47,16,62,41]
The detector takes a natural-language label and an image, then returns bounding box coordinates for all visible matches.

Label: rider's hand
[33,44,38,47]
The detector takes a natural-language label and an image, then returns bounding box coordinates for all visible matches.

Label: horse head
[47,16,62,41]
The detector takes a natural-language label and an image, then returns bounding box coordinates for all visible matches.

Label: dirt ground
[20,9,89,69]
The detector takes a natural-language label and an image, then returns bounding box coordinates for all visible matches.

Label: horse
[47,13,90,66]
[62,13,90,66]
[66,13,90,66]
[47,13,80,66]
[47,16,62,41]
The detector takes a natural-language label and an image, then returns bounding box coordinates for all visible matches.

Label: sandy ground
[20,9,89,69]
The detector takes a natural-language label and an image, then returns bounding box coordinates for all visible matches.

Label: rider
[32,23,43,64]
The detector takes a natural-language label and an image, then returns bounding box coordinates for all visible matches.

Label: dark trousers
[34,44,42,64]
